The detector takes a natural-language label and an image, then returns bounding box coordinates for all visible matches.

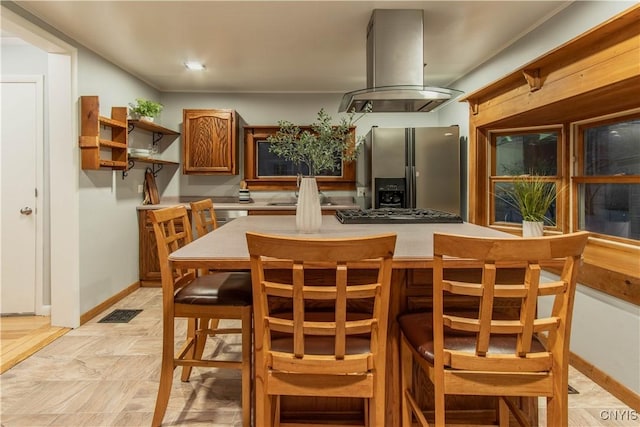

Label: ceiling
[9,1,571,93]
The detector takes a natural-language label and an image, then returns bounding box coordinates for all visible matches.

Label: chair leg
[181,318,198,381]
[273,395,281,427]
[401,337,413,427]
[433,369,446,427]
[498,397,510,427]
[546,393,566,427]
[364,398,369,427]
[372,370,385,427]
[208,318,221,335]
[547,358,569,426]
[152,314,176,427]
[241,307,252,427]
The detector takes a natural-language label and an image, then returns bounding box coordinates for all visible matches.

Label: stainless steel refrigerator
[364,126,461,214]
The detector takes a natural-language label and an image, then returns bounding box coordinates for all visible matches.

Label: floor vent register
[98,309,143,323]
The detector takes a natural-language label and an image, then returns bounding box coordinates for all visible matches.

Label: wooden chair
[150,206,253,427]
[399,231,589,427]
[190,198,218,238]
[245,232,397,427]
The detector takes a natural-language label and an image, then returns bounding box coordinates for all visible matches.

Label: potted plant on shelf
[267,107,368,233]
[497,173,559,237]
[128,98,163,122]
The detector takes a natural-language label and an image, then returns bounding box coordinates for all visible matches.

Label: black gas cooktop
[335,208,463,224]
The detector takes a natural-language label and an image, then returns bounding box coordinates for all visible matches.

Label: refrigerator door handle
[406,165,416,209]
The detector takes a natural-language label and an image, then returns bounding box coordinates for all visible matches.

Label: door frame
[1,5,80,327]
[1,75,45,314]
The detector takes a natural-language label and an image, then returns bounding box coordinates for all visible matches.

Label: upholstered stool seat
[398,311,547,365]
[174,272,252,306]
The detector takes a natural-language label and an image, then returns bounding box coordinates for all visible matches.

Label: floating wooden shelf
[124,155,179,178]
[128,119,180,136]
[123,121,180,178]
[127,156,179,166]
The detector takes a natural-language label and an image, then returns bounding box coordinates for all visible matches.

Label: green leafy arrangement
[266,107,369,177]
[498,174,559,223]
[129,98,163,118]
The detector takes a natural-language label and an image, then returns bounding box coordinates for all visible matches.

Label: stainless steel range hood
[339,9,462,113]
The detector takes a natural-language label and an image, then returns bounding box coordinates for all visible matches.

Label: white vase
[522,220,544,237]
[140,116,154,122]
[296,177,322,233]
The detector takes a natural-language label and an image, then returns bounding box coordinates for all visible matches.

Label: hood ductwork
[339,9,463,113]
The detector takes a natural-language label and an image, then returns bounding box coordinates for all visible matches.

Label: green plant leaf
[495,174,562,223]
[266,107,368,177]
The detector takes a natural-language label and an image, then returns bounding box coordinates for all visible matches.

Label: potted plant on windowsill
[128,98,163,122]
[267,107,368,233]
[497,174,560,237]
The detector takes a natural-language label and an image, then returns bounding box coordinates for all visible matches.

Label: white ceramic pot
[522,220,544,237]
[296,177,322,233]
[140,116,154,122]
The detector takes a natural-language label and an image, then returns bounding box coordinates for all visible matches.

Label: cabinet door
[183,109,237,174]
[139,211,161,283]
[138,210,189,285]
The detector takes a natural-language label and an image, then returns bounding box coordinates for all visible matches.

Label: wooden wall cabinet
[182,109,238,175]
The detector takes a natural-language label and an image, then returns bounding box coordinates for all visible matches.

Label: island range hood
[339,9,463,113]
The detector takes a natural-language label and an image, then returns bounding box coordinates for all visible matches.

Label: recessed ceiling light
[184,62,205,71]
[444,132,453,136]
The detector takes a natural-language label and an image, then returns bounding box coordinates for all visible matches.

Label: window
[462,7,639,302]
[256,140,342,177]
[243,126,356,191]
[489,128,563,228]
[575,115,640,242]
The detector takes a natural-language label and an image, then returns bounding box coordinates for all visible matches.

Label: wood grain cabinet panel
[138,210,161,284]
[138,210,187,285]
[182,109,238,174]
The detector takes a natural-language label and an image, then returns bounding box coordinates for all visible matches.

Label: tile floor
[0,287,636,426]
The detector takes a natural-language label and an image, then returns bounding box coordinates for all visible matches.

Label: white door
[1,77,43,315]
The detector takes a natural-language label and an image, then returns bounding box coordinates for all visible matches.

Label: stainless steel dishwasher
[215,209,248,226]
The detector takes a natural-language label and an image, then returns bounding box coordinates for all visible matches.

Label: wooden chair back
[397,231,591,426]
[190,198,218,238]
[149,206,196,296]
[246,231,397,426]
[432,231,589,374]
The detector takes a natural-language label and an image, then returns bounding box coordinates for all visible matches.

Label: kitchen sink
[267,200,337,207]
[267,202,297,206]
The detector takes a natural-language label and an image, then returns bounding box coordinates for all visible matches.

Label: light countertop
[136,196,359,211]
[168,215,512,270]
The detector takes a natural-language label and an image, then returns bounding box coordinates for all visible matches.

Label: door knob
[20,207,33,215]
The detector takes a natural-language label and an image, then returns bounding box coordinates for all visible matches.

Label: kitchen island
[169,215,535,426]
[137,196,360,284]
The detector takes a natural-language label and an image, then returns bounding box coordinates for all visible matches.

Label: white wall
[76,46,160,314]
[439,1,640,394]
